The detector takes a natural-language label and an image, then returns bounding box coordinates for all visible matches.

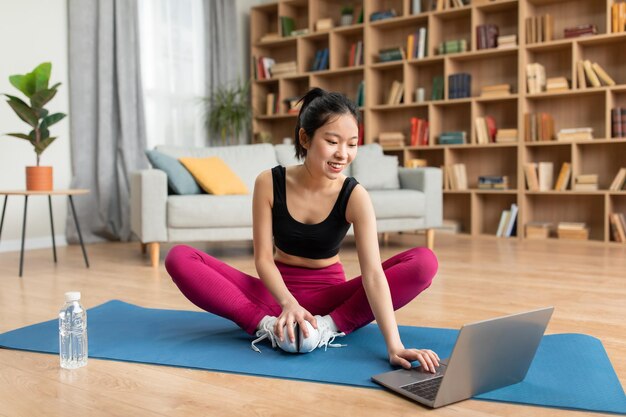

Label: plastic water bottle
[58,291,88,369]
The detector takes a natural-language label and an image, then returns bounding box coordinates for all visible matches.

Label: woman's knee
[408,247,439,284]
[164,244,198,278]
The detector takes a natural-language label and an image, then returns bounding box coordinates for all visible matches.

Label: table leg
[19,196,28,277]
[69,196,90,268]
[48,196,57,263]
[0,195,7,245]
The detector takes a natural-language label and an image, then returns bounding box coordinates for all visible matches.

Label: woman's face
[301,113,359,180]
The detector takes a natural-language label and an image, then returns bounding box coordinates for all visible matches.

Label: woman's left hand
[389,347,440,372]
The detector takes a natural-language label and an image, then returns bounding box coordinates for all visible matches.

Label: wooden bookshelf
[250,0,626,245]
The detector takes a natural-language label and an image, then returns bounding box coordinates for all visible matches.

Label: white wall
[0,0,71,252]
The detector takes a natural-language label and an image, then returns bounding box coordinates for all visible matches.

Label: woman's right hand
[275,301,317,343]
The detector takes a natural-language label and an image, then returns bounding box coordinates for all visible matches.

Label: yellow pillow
[178,157,248,195]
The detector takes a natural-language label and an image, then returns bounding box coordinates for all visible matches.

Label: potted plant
[3,62,66,190]
[340,5,354,26]
[205,79,251,146]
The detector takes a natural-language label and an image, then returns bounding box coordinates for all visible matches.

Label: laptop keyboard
[401,376,443,401]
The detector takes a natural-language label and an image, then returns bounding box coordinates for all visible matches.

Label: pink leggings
[165,245,438,335]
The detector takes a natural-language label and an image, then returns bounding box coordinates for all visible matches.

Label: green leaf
[33,62,52,91]
[42,112,66,128]
[34,136,57,155]
[9,73,36,98]
[30,88,57,109]
[38,108,49,118]
[5,95,39,127]
[5,133,32,141]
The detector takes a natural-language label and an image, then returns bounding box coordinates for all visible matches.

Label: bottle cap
[64,291,81,302]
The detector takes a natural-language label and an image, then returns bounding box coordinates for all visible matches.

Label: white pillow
[352,154,400,190]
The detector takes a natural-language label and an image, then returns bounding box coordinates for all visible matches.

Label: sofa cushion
[368,189,425,219]
[352,154,400,190]
[274,143,301,167]
[168,195,252,228]
[156,143,278,191]
[145,149,202,195]
[179,157,248,195]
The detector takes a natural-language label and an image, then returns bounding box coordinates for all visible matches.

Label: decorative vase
[26,166,53,191]
[340,14,353,26]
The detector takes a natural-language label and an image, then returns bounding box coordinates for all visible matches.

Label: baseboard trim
[0,235,68,253]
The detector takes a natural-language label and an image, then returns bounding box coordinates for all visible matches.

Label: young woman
[165,88,440,372]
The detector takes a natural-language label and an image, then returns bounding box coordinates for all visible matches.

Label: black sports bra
[271,166,358,259]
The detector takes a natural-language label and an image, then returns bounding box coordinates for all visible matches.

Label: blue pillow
[145,150,202,195]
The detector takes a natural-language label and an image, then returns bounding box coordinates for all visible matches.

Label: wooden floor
[1,234,624,416]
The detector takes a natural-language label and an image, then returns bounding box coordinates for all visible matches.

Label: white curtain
[138,0,207,148]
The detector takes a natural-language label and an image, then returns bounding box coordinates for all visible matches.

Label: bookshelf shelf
[251,0,626,244]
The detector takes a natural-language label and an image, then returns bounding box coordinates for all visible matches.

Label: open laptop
[372,307,554,408]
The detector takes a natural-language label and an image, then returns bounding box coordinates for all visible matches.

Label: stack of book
[283,96,302,114]
[496,129,518,143]
[315,18,334,31]
[554,162,572,191]
[386,81,404,105]
[438,219,461,234]
[496,203,518,238]
[379,47,405,62]
[478,175,508,190]
[410,117,429,146]
[370,9,397,22]
[564,24,597,38]
[405,158,428,168]
[546,77,570,92]
[611,108,626,138]
[526,63,546,94]
[448,73,471,99]
[557,222,589,240]
[577,60,615,88]
[609,213,626,242]
[432,76,444,100]
[497,34,517,49]
[378,131,405,148]
[524,112,554,142]
[444,163,468,190]
[270,61,297,78]
[476,24,498,50]
[253,56,275,80]
[556,127,593,142]
[480,83,511,98]
[355,81,365,107]
[438,131,466,145]
[525,14,554,44]
[260,32,281,42]
[523,162,554,191]
[475,116,496,144]
[609,168,626,191]
[348,41,364,66]
[311,48,329,71]
[611,2,626,33]
[437,39,467,55]
[573,174,598,191]
[525,222,553,239]
[406,28,428,59]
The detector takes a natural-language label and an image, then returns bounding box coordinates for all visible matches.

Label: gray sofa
[130,143,442,266]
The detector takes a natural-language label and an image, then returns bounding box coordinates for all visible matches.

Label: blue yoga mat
[1,300,624,414]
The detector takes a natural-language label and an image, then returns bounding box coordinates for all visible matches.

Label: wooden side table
[0,189,90,277]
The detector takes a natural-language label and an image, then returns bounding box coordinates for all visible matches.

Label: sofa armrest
[398,167,443,229]
[130,169,168,243]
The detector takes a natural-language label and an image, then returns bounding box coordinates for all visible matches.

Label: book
[577,60,586,89]
[546,77,570,92]
[554,162,572,191]
[504,203,518,237]
[525,222,553,239]
[478,175,508,190]
[575,174,598,184]
[538,162,554,191]
[609,168,626,191]
[523,163,539,191]
[496,210,510,237]
[612,108,625,138]
[556,127,593,142]
[583,60,601,87]
[591,62,616,86]
[496,129,518,143]
[280,16,296,37]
